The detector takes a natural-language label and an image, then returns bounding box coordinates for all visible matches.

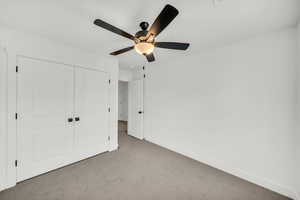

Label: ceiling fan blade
[94,19,136,41]
[145,53,155,62]
[110,46,134,55]
[147,4,179,38]
[155,42,190,50]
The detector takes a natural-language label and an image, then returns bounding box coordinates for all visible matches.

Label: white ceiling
[0,0,299,68]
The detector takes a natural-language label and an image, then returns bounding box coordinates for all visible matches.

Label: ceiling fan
[93,4,190,62]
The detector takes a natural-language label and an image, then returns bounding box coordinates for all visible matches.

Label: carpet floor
[0,121,291,200]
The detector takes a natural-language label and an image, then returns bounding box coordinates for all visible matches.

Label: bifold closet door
[17,58,74,182]
[74,68,109,160]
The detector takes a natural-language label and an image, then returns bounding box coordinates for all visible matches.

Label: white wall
[119,68,132,82]
[144,28,298,198]
[0,47,7,192]
[118,81,128,121]
[296,22,300,200]
[0,25,119,191]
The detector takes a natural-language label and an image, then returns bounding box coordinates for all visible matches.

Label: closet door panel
[17,57,74,181]
[74,68,109,159]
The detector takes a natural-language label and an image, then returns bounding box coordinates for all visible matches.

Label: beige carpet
[0,121,291,200]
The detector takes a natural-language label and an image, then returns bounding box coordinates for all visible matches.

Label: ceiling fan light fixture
[94,4,189,62]
[134,42,154,55]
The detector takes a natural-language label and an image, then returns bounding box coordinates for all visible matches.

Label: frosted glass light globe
[134,42,154,55]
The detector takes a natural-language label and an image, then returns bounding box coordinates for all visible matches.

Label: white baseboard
[295,192,300,200]
[145,137,298,200]
[109,144,119,152]
[0,185,4,193]
[0,182,15,193]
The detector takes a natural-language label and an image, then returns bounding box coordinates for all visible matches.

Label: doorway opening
[118,77,144,145]
[118,81,129,138]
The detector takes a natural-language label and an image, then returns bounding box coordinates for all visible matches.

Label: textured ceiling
[0,0,299,68]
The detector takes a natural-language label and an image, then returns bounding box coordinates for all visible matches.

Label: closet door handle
[68,118,73,122]
[75,117,80,122]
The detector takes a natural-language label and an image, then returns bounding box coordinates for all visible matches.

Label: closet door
[17,57,74,182]
[74,68,109,160]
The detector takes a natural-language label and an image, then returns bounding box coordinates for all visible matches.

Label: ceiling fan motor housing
[134,22,150,42]
[140,21,149,30]
[135,30,148,42]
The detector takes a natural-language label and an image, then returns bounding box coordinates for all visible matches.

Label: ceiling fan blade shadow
[110,46,134,55]
[155,42,190,50]
[94,19,136,41]
[145,53,155,62]
[147,4,179,38]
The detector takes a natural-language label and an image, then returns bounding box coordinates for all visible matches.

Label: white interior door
[17,57,74,182]
[128,79,143,139]
[74,68,109,160]
[0,48,7,190]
